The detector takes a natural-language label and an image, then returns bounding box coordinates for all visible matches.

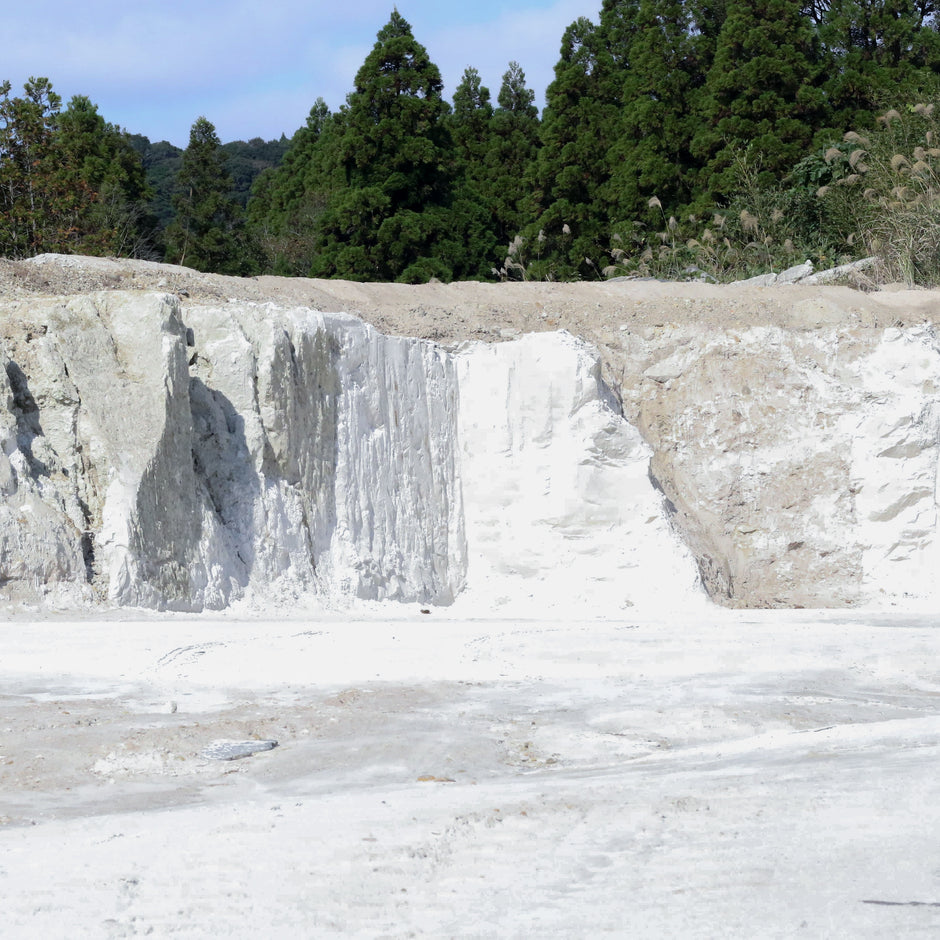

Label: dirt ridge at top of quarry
[3,252,940,611]
[2,251,934,337]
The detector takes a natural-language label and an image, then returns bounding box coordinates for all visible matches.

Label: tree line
[0,79,285,270]
[4,2,940,283]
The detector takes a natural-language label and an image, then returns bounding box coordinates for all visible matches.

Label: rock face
[186,302,465,608]
[2,285,940,611]
[0,294,465,609]
[617,322,940,608]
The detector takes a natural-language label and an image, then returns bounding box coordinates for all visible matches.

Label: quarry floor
[1,605,939,938]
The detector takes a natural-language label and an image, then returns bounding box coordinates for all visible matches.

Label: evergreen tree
[311,11,462,281]
[820,0,940,126]
[55,95,155,257]
[445,67,503,278]
[486,61,541,249]
[127,136,183,234]
[607,0,702,224]
[497,60,539,117]
[1,81,157,259]
[0,77,67,257]
[221,135,290,208]
[692,0,828,199]
[598,0,644,67]
[246,98,344,274]
[164,117,247,274]
[687,0,729,65]
[449,67,494,174]
[534,16,621,278]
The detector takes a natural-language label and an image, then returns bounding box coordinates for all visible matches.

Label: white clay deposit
[0,291,703,613]
[4,281,940,612]
[454,330,702,616]
[2,257,940,937]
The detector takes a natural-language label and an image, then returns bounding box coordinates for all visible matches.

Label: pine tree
[497,60,539,117]
[606,0,702,224]
[311,10,460,281]
[692,0,828,199]
[486,61,541,249]
[164,117,246,274]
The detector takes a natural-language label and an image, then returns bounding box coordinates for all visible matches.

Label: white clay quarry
[2,261,940,936]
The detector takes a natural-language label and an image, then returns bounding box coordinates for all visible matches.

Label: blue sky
[7,1,599,147]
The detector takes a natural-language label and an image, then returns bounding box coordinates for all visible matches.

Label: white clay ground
[2,605,939,938]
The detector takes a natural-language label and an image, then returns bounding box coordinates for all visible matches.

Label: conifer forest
[5,2,940,285]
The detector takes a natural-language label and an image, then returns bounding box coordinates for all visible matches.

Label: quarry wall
[1,269,938,611]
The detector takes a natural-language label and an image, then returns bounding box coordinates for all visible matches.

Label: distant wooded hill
[126,134,290,228]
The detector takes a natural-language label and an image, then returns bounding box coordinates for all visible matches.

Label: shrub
[815,104,940,285]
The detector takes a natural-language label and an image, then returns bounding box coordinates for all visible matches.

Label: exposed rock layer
[2,255,940,610]
[0,294,467,609]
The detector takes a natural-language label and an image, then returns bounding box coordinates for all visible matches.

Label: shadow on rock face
[4,360,48,477]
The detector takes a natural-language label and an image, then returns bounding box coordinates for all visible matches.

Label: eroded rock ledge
[1,293,466,609]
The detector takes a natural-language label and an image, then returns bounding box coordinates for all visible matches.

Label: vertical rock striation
[0,293,466,609]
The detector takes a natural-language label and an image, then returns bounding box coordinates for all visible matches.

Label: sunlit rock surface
[0,294,465,609]
[621,322,940,607]
[2,289,939,610]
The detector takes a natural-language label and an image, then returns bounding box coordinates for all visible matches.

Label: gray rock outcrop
[0,293,466,609]
[3,278,940,612]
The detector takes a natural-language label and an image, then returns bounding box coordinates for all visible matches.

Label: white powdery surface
[1,608,939,938]
[848,325,940,605]
[454,331,704,616]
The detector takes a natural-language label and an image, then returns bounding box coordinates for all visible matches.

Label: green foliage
[600,158,838,283]
[310,10,490,281]
[164,117,250,275]
[244,99,343,275]
[444,67,501,273]
[128,133,287,257]
[0,77,68,257]
[814,103,940,284]
[10,4,940,284]
[819,1,940,128]
[692,0,828,199]
[606,0,702,224]
[0,78,154,259]
[533,16,620,278]
[127,136,183,236]
[222,136,290,208]
[56,95,156,257]
[449,67,493,167]
[485,62,541,249]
